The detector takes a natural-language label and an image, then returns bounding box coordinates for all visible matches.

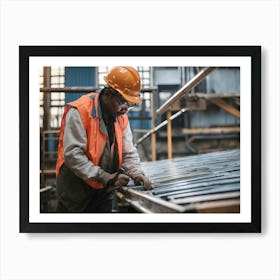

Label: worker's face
[106,90,135,117]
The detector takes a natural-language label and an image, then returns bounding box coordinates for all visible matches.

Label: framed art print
[19,45,261,233]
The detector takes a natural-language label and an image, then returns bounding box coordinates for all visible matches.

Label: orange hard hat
[104,66,142,104]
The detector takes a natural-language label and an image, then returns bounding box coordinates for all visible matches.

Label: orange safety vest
[55,92,128,189]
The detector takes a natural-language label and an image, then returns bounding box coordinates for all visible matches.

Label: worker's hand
[105,173,130,192]
[133,174,152,190]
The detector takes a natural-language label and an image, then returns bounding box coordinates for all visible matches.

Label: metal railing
[136,67,223,160]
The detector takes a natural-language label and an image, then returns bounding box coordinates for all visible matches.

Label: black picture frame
[19,46,261,233]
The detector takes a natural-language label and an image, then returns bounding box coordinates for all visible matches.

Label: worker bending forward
[55,66,151,212]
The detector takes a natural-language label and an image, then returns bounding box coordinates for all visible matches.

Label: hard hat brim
[117,91,142,104]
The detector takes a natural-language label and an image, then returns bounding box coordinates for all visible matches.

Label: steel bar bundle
[119,149,240,213]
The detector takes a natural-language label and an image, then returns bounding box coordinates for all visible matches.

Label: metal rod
[41,67,51,187]
[121,186,185,213]
[172,191,240,205]
[115,191,152,213]
[152,172,240,194]
[120,149,240,213]
[123,198,153,213]
[188,93,240,99]
[163,183,240,201]
[135,108,188,146]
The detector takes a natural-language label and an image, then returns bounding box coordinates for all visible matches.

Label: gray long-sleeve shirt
[63,108,144,185]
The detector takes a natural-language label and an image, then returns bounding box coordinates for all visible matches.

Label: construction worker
[55,66,151,213]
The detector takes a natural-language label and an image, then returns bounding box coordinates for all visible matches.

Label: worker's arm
[63,108,114,185]
[121,122,152,189]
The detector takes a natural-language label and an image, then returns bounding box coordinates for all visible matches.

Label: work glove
[105,170,130,193]
[132,174,152,190]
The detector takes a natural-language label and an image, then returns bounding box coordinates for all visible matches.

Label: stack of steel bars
[119,149,240,213]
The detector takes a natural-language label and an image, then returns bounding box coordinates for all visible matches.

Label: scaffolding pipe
[156,67,217,115]
[40,87,98,93]
[189,93,240,99]
[40,87,157,93]
[182,126,240,135]
[167,110,172,159]
[151,89,157,161]
[135,108,188,147]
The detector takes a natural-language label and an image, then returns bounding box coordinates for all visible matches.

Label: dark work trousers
[56,164,113,213]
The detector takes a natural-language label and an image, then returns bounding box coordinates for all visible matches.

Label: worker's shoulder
[69,92,97,110]
[77,92,98,103]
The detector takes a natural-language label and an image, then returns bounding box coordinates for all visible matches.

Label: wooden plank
[42,129,60,134]
[207,98,240,119]
[182,126,240,135]
[151,133,156,161]
[151,89,157,161]
[40,169,56,174]
[167,110,172,159]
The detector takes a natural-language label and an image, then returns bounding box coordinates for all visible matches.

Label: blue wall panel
[47,67,96,156]
[65,67,96,103]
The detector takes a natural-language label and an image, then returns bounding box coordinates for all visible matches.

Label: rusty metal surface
[120,149,240,213]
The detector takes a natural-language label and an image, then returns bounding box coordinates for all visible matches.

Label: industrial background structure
[40,66,240,213]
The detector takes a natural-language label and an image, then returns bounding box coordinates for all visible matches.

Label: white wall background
[0,0,279,279]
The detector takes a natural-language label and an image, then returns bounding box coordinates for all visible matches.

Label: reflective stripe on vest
[55,92,128,189]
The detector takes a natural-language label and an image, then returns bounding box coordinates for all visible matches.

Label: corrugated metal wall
[153,67,240,128]
[64,67,96,103]
[191,67,240,127]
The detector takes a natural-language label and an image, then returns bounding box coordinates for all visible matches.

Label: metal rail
[135,67,217,159]
[156,67,217,115]
[135,108,188,146]
[121,186,185,213]
[188,93,240,99]
[119,149,240,213]
[181,126,240,135]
